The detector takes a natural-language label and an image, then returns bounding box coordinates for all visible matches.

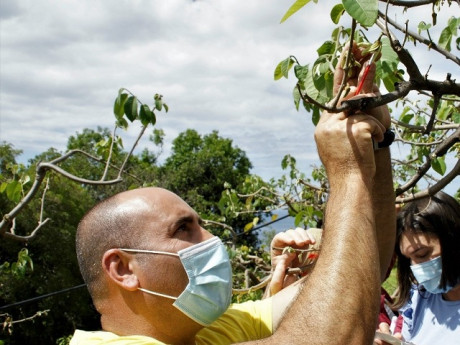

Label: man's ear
[102,249,139,291]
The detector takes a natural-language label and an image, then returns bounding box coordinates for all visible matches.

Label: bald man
[70,44,395,345]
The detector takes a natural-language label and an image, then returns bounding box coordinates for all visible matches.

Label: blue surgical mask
[410,256,453,294]
[121,236,233,326]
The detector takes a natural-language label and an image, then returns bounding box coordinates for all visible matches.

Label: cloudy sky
[1,0,458,186]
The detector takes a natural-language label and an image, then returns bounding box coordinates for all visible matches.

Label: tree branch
[380,0,438,7]
[378,11,460,66]
[395,126,460,195]
[396,158,460,202]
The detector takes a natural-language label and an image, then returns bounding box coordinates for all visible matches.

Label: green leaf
[0,181,7,193]
[418,21,431,34]
[6,180,22,202]
[400,113,414,124]
[438,17,460,51]
[139,104,156,126]
[280,0,312,23]
[452,108,460,123]
[294,64,308,82]
[244,222,254,232]
[330,3,345,24]
[303,67,329,104]
[114,93,128,119]
[342,0,378,27]
[294,211,304,227]
[376,37,401,92]
[439,26,453,51]
[116,117,129,130]
[316,41,335,55]
[436,101,452,121]
[124,96,138,122]
[293,86,301,110]
[312,106,320,126]
[274,57,295,80]
[431,156,446,175]
[155,98,163,111]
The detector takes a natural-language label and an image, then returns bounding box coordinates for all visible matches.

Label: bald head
[76,187,185,300]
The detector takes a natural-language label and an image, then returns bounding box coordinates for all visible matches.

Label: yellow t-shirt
[69,299,272,345]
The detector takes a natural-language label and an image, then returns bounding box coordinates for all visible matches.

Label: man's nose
[200,227,214,241]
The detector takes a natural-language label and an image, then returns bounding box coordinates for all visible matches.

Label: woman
[392,191,460,344]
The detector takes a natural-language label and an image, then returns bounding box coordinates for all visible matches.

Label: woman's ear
[102,249,139,291]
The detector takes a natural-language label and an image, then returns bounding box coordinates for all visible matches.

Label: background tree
[1,1,459,343]
[159,129,267,242]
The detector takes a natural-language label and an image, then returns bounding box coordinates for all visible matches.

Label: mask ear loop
[138,287,178,300]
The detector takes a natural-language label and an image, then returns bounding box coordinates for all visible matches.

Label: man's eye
[177,224,188,232]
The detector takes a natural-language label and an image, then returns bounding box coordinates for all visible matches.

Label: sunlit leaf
[0,181,8,193]
[274,57,295,80]
[436,101,452,121]
[418,21,431,34]
[6,180,22,202]
[330,4,345,24]
[438,17,460,51]
[431,156,447,175]
[244,222,254,232]
[280,0,312,23]
[342,0,378,27]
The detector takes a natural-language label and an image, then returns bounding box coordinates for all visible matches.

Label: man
[71,44,395,345]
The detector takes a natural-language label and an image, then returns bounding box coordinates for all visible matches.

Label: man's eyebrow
[172,214,201,228]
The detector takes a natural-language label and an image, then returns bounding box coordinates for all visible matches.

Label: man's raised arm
[241,47,390,345]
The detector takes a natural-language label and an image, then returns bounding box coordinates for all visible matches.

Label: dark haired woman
[392,191,460,345]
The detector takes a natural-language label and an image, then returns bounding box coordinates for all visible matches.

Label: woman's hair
[393,191,460,309]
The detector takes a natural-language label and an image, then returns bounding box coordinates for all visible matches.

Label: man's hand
[267,228,318,297]
[334,42,391,130]
[316,43,390,184]
[314,108,386,183]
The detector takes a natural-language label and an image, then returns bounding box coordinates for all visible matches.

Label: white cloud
[1,0,458,189]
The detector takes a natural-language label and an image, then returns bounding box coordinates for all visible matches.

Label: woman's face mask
[410,256,453,294]
[121,236,233,326]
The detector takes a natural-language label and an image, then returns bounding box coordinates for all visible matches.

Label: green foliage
[114,89,167,128]
[0,249,33,278]
[56,335,72,345]
[0,162,31,204]
[275,0,459,199]
[438,16,460,51]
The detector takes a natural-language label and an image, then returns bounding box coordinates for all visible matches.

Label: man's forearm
[373,148,396,282]
[256,176,381,345]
